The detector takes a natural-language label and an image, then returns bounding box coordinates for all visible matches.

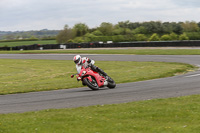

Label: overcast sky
[0,0,200,31]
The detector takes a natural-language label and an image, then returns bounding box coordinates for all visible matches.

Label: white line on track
[185,73,200,78]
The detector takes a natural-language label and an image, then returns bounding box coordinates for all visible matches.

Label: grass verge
[1,49,200,54]
[0,95,200,133]
[0,59,195,95]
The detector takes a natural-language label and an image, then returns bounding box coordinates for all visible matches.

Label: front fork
[86,76,93,82]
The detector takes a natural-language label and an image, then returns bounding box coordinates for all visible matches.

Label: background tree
[98,22,114,36]
[113,28,123,35]
[73,23,89,37]
[117,20,131,29]
[172,22,183,34]
[162,22,173,34]
[113,24,130,35]
[142,21,163,34]
[56,25,76,43]
[198,22,200,28]
[133,26,147,34]
[181,21,199,32]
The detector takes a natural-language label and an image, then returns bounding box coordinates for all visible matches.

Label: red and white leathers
[73,55,108,78]
[76,57,95,74]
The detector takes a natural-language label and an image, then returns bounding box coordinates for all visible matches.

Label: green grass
[0,59,195,95]
[1,49,200,55]
[1,95,200,133]
[0,40,57,47]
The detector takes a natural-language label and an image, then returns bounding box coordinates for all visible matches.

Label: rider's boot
[91,65,108,78]
[98,68,107,76]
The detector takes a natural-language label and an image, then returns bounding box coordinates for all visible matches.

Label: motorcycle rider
[71,55,108,78]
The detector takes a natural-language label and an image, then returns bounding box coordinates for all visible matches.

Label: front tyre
[107,76,116,89]
[83,77,99,90]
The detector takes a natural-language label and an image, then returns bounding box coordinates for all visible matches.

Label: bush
[160,34,171,41]
[73,37,85,43]
[112,35,125,42]
[148,33,160,41]
[91,30,103,36]
[169,32,178,40]
[135,34,147,41]
[67,39,74,43]
[185,32,200,40]
[179,33,189,40]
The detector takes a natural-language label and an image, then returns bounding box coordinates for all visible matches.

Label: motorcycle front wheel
[83,76,99,90]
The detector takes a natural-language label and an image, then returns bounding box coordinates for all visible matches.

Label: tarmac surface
[1,54,200,113]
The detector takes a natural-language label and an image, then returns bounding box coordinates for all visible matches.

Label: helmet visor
[74,57,80,64]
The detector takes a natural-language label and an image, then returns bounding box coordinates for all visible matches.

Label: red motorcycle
[71,66,116,90]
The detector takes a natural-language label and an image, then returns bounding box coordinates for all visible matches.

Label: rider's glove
[77,77,81,81]
[86,64,91,68]
[88,63,92,67]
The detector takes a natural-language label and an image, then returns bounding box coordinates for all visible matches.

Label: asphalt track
[1,54,200,114]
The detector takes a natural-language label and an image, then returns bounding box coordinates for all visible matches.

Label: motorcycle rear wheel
[83,77,99,90]
[107,76,116,89]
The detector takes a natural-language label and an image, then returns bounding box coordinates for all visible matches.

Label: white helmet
[73,55,82,65]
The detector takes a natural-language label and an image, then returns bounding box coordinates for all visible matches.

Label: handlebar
[71,74,76,78]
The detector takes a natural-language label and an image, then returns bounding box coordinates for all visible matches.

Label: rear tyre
[83,76,99,90]
[107,76,116,89]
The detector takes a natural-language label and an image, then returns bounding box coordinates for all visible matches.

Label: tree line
[56,21,200,43]
[0,29,59,40]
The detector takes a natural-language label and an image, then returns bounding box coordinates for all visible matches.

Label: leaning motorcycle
[71,66,116,90]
